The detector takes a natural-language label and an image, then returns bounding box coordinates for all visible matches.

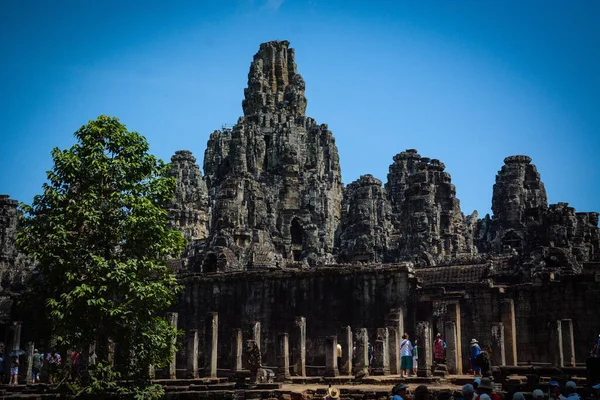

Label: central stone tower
[202,41,343,270]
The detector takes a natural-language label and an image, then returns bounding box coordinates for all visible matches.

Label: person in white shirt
[400,333,414,378]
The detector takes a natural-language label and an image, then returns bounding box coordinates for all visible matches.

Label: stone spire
[338,175,393,262]
[242,40,307,120]
[201,40,342,271]
[166,150,210,242]
[491,155,548,229]
[385,150,476,264]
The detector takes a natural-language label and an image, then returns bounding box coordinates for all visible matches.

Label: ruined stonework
[385,150,477,265]
[475,156,599,275]
[337,175,392,262]
[0,195,33,320]
[198,40,343,270]
[166,150,210,243]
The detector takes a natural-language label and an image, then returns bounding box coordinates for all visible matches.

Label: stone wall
[175,264,413,369]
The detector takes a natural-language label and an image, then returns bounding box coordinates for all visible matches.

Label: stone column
[87,341,97,368]
[491,322,506,367]
[167,312,178,379]
[390,309,405,343]
[232,329,243,371]
[373,328,390,375]
[355,328,370,376]
[107,340,116,368]
[561,319,575,367]
[444,321,458,374]
[277,333,291,381]
[11,321,22,352]
[446,303,463,374]
[294,316,306,377]
[388,327,400,375]
[250,321,261,352]
[26,342,34,384]
[206,312,218,378]
[187,329,199,379]
[500,299,517,366]
[341,326,353,376]
[549,320,564,367]
[416,321,432,377]
[325,336,340,377]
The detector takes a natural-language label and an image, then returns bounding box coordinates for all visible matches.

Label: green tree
[17,116,185,397]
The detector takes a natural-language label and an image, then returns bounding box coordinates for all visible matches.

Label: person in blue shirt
[391,383,408,400]
[470,339,481,376]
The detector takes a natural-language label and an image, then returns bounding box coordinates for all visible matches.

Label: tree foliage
[17,116,185,395]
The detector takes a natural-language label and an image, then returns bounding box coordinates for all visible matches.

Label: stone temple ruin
[1,40,599,394]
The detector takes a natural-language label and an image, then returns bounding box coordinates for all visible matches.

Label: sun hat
[513,392,525,400]
[471,339,478,344]
[478,378,494,391]
[480,395,491,400]
[462,384,474,395]
[566,381,577,389]
[533,389,545,398]
[327,386,340,399]
[437,333,442,338]
[474,378,482,386]
[592,383,600,390]
[394,383,409,391]
[549,381,560,387]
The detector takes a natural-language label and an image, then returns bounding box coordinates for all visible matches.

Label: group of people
[398,332,449,378]
[0,348,67,385]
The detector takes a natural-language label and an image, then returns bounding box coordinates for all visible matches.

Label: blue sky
[1,0,599,216]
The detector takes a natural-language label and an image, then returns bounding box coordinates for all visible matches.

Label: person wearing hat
[513,393,525,400]
[550,381,566,400]
[392,383,409,400]
[474,378,501,400]
[470,339,482,376]
[324,386,340,400]
[532,389,545,400]
[565,381,579,400]
[461,384,475,400]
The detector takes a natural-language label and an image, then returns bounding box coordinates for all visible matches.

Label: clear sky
[1,0,599,217]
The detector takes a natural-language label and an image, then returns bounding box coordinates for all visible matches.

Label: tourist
[368,342,374,367]
[400,333,414,378]
[532,389,545,400]
[46,349,61,384]
[565,381,580,400]
[336,343,342,372]
[32,348,43,384]
[473,378,481,392]
[0,352,4,384]
[392,383,409,400]
[71,349,82,381]
[513,392,525,400]
[550,381,566,400]
[461,384,475,400]
[591,334,600,358]
[473,377,501,400]
[413,340,419,376]
[434,333,445,365]
[470,339,481,376]
[324,386,340,400]
[9,355,19,385]
[414,385,430,400]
